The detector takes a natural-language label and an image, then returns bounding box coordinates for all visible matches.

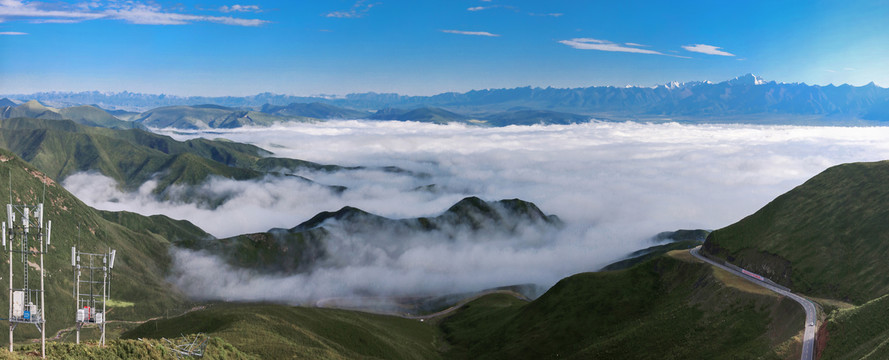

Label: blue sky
[0,0,887,96]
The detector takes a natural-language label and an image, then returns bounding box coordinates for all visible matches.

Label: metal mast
[3,202,51,358]
[72,247,115,345]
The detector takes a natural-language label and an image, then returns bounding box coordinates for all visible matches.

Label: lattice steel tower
[72,246,115,345]
[2,202,51,358]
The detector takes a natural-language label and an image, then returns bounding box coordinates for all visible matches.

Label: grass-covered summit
[1,100,137,129]
[703,160,889,304]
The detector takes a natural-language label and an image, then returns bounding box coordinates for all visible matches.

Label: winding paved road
[690,246,816,360]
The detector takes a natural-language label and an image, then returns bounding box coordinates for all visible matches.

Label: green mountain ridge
[0,117,358,202]
[134,105,314,129]
[58,105,139,129]
[441,252,804,359]
[181,196,563,274]
[1,100,65,120]
[702,160,889,304]
[0,101,137,129]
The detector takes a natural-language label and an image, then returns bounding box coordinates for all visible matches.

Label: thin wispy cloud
[0,0,268,26]
[559,38,664,55]
[624,42,647,47]
[219,5,261,13]
[442,29,500,37]
[0,31,27,35]
[325,0,377,18]
[468,3,553,17]
[682,44,735,56]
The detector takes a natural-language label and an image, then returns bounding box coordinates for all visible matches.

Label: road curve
[690,246,816,360]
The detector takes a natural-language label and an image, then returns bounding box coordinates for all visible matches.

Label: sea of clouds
[62,120,889,305]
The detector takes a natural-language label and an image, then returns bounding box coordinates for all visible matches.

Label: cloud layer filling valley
[63,121,889,304]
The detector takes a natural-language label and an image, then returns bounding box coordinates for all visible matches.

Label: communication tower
[72,246,115,345]
[2,202,51,358]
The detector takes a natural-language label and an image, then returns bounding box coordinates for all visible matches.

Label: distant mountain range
[1,98,596,129]
[5,74,889,124]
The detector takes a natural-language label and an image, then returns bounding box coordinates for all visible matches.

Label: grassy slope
[0,118,347,195]
[600,239,702,271]
[0,148,206,342]
[57,106,139,129]
[703,160,889,304]
[820,294,889,360]
[440,252,804,360]
[122,303,441,360]
[0,337,253,359]
[134,105,311,129]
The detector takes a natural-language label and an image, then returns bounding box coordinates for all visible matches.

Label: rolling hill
[1,100,65,120]
[369,107,470,124]
[1,101,138,129]
[0,117,356,200]
[440,251,804,359]
[259,102,369,119]
[702,160,889,304]
[58,105,140,129]
[133,105,313,129]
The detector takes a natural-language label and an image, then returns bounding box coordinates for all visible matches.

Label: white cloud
[559,38,664,55]
[65,121,889,304]
[682,44,735,56]
[325,0,376,18]
[219,4,261,13]
[442,29,499,37]
[0,31,26,34]
[624,42,647,47]
[467,6,489,11]
[0,0,268,26]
